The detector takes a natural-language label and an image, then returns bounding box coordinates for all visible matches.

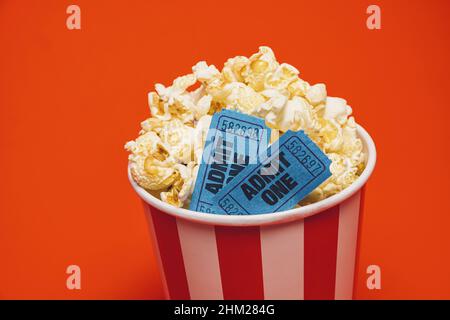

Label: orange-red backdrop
[1,0,449,299]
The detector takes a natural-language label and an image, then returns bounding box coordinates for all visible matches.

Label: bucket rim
[128,124,376,227]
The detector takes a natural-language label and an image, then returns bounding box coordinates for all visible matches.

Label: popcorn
[222,56,249,83]
[287,78,310,98]
[151,74,198,123]
[318,118,344,152]
[273,96,318,133]
[125,132,178,190]
[298,188,324,206]
[126,46,366,208]
[305,83,327,106]
[342,117,365,170]
[193,94,212,119]
[155,74,197,105]
[222,82,265,115]
[257,89,287,120]
[148,92,170,120]
[193,61,228,104]
[315,152,359,199]
[323,97,353,125]
[193,114,212,163]
[242,46,279,91]
[264,63,300,95]
[161,163,197,207]
[158,118,194,164]
[192,61,220,82]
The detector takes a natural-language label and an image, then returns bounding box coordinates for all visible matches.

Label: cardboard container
[129,125,376,300]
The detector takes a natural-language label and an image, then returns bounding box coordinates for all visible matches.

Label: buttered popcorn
[125,46,366,208]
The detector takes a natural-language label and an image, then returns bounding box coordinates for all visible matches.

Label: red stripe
[304,205,340,300]
[353,187,366,298]
[150,207,190,299]
[215,226,264,299]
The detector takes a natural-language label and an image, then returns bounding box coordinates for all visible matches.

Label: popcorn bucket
[128,125,376,300]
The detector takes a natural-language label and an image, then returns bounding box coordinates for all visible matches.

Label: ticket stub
[212,130,332,215]
[189,109,271,213]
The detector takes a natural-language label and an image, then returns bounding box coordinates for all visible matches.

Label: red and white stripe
[144,190,364,300]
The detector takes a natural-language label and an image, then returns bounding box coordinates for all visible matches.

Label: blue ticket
[212,130,332,215]
[189,109,271,213]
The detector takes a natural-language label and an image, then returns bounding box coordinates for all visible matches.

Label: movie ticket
[189,109,271,213]
[212,130,332,215]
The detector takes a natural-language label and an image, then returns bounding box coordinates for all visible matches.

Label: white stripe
[335,191,361,300]
[143,205,170,299]
[261,220,304,299]
[176,219,223,300]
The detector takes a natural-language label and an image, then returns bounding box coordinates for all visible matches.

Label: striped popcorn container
[129,125,376,300]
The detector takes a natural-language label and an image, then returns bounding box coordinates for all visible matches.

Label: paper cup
[128,125,376,300]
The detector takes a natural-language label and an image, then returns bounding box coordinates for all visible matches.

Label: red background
[1,0,450,299]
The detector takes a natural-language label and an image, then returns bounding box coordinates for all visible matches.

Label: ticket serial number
[286,138,325,176]
[219,118,262,139]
